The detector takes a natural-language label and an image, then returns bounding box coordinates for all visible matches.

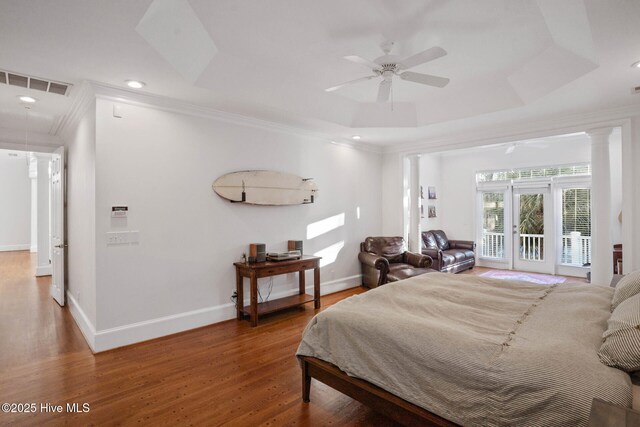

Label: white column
[622,117,640,273]
[29,155,37,253]
[35,156,51,277]
[408,155,421,252]
[587,127,613,285]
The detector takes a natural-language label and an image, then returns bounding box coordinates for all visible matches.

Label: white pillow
[611,270,640,310]
[598,293,640,372]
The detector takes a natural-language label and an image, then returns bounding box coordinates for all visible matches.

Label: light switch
[106,231,129,245]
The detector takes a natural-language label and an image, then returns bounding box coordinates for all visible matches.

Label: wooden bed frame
[299,356,459,426]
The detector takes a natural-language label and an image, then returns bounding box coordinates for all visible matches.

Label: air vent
[634,86,640,94]
[0,69,72,96]
[8,73,28,87]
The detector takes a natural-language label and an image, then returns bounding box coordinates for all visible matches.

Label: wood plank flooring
[0,251,398,426]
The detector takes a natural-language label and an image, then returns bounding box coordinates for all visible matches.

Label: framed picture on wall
[428,186,437,199]
[428,205,437,218]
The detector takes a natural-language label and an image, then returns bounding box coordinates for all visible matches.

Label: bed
[296,272,632,426]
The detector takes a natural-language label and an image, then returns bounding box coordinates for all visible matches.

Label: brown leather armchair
[359,236,434,288]
[421,230,475,273]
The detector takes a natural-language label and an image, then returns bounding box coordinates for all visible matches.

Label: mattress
[296,272,632,426]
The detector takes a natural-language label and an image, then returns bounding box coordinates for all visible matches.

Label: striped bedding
[296,272,632,426]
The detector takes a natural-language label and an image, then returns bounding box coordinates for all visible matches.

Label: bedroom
[1,0,640,425]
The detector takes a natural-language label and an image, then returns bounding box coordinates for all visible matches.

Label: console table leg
[250,272,258,327]
[314,267,320,309]
[235,270,243,320]
[299,269,305,295]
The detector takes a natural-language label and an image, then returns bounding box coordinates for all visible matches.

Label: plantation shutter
[561,188,591,266]
[481,192,505,259]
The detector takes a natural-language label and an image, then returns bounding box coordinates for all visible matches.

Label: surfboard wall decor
[212,170,319,206]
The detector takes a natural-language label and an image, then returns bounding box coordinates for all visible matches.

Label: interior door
[512,186,553,274]
[50,146,65,306]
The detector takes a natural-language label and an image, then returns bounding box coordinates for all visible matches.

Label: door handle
[55,244,67,248]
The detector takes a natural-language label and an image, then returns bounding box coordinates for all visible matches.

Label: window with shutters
[560,188,591,266]
[481,192,505,259]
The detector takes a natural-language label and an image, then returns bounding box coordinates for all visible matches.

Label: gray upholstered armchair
[359,236,434,288]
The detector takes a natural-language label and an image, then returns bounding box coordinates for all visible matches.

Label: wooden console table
[234,256,321,327]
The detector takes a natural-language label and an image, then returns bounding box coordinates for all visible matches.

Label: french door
[512,186,553,274]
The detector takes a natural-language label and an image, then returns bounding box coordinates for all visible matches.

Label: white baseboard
[89,274,362,353]
[477,259,511,270]
[35,265,52,276]
[0,244,30,252]
[555,265,590,279]
[67,292,97,352]
[30,245,37,253]
[94,302,237,352]
[318,274,363,294]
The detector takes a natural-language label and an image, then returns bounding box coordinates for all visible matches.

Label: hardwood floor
[0,251,399,426]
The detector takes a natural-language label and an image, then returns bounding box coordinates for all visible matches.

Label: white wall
[437,137,593,241]
[381,152,404,236]
[419,154,441,232]
[90,99,381,345]
[0,151,31,251]
[66,103,97,330]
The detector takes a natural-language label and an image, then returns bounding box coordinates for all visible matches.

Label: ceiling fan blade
[344,55,380,70]
[399,46,447,70]
[399,71,449,88]
[325,75,378,92]
[376,80,391,102]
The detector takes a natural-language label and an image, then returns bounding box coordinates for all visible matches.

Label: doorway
[512,186,553,274]
[0,146,65,306]
[477,165,592,277]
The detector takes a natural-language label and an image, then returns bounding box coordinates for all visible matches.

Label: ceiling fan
[325,41,450,102]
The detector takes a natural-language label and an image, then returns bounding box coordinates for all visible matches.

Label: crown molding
[85,81,383,154]
[384,103,640,155]
[55,81,96,139]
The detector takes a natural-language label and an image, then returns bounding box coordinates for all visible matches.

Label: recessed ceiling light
[125,80,146,89]
[632,61,640,69]
[18,95,37,103]
[352,135,361,140]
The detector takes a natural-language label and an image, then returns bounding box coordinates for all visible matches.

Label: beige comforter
[296,272,631,426]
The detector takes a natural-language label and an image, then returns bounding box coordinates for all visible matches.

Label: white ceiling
[0,0,639,147]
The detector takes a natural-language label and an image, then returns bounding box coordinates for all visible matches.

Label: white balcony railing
[482,232,505,258]
[520,234,544,261]
[561,232,591,266]
[481,231,591,266]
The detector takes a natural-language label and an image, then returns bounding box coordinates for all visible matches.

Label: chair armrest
[358,252,390,272]
[403,251,433,269]
[448,240,476,251]
[422,247,442,262]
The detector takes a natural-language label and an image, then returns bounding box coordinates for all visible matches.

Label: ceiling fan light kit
[326,42,450,102]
